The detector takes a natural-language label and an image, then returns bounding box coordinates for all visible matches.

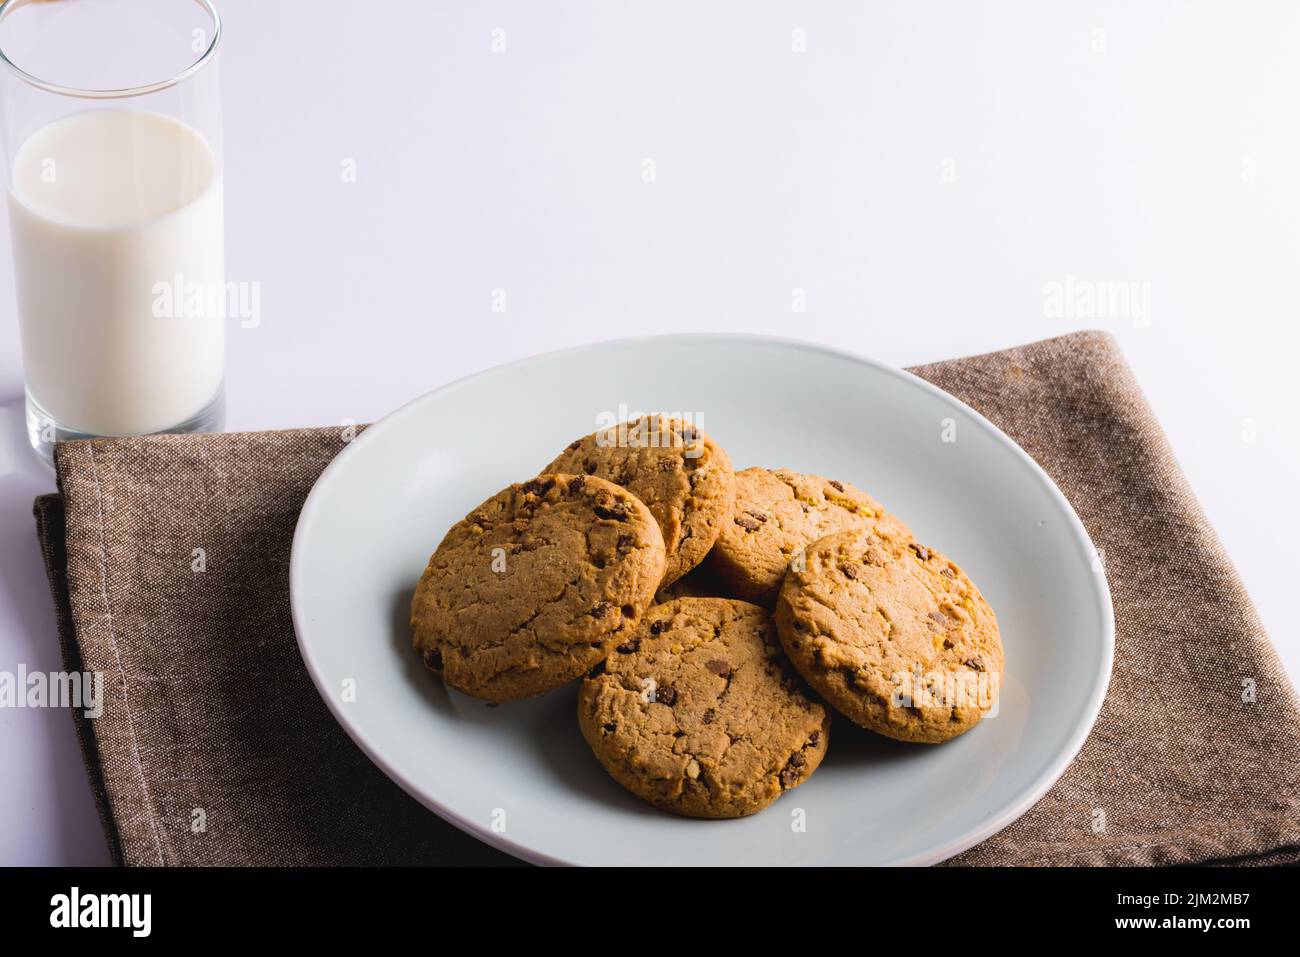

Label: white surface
[0,0,1295,865]
[291,336,1113,865]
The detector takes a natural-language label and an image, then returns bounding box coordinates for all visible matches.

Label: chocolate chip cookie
[411,474,666,703]
[774,529,1003,743]
[709,467,913,607]
[543,416,734,587]
[578,597,830,818]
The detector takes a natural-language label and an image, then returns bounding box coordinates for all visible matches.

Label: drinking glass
[0,0,224,463]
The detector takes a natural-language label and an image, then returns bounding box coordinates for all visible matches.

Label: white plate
[290,335,1113,866]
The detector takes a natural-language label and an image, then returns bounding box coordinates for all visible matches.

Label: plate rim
[289,332,1116,867]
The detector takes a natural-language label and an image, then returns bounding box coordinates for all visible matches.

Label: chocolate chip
[621,604,636,618]
[583,461,598,475]
[746,510,767,522]
[779,752,807,789]
[808,731,820,746]
[590,601,611,618]
[567,476,585,494]
[594,504,629,521]
[928,611,946,624]
[842,563,860,580]
[964,658,984,672]
[910,543,930,561]
[940,567,955,579]
[943,639,954,650]
[587,660,606,678]
[735,515,761,532]
[617,533,634,549]
[706,659,730,676]
[828,480,844,492]
[649,620,667,635]
[702,708,716,724]
[422,648,443,671]
[616,470,635,486]
[655,686,678,706]
[616,639,641,654]
[566,439,582,451]
[602,722,616,733]
[521,477,554,496]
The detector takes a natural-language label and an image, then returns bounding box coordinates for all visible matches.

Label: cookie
[411,474,666,703]
[774,529,1003,743]
[578,597,830,818]
[543,416,734,587]
[709,467,913,607]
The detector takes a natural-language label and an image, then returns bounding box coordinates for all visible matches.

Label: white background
[0,1,1296,865]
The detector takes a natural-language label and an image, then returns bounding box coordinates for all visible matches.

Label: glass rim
[0,0,221,100]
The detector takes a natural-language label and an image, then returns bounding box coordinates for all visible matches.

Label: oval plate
[290,335,1113,866]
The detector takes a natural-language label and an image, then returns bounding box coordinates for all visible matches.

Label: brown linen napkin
[34,330,1300,866]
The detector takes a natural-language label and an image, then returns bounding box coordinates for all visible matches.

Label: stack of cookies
[411,415,1004,819]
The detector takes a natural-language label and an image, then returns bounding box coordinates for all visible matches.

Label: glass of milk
[0,0,225,463]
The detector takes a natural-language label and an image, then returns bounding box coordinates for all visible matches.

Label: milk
[7,108,224,437]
